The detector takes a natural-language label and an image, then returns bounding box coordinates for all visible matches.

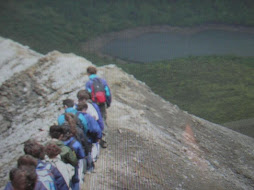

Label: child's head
[49,124,64,139]
[76,102,88,112]
[87,66,97,75]
[45,143,61,159]
[10,166,37,190]
[77,89,90,102]
[23,139,45,160]
[17,155,37,168]
[49,123,71,140]
[62,99,74,108]
[49,123,72,141]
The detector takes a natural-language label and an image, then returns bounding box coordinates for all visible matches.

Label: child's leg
[71,165,80,190]
[96,142,100,159]
[86,152,94,173]
[78,159,84,185]
[91,142,100,162]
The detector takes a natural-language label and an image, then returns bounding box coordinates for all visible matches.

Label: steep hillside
[0,37,253,190]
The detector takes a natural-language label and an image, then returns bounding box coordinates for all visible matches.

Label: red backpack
[91,78,106,104]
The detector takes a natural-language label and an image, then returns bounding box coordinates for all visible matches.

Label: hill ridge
[0,37,253,190]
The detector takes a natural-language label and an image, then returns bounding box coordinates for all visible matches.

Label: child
[58,99,78,125]
[60,124,85,190]
[85,66,112,122]
[23,139,68,190]
[45,143,74,189]
[4,165,43,190]
[76,90,107,148]
[76,102,102,164]
[49,124,78,167]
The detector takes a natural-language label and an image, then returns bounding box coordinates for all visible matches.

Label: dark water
[102,30,254,62]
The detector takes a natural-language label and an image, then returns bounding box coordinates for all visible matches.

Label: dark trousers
[71,166,80,190]
[86,152,94,172]
[98,103,107,121]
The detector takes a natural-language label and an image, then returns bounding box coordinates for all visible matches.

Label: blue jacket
[76,101,104,131]
[78,112,102,143]
[63,137,85,159]
[37,160,68,190]
[85,74,112,106]
[57,107,77,125]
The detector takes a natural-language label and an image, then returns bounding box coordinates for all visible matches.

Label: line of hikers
[4,66,112,190]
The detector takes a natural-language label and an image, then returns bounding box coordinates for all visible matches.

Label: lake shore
[82,24,254,56]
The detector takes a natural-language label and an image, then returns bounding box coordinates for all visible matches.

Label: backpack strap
[69,138,76,151]
[75,112,83,129]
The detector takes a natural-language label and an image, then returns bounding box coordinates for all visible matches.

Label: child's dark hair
[63,99,74,108]
[87,66,97,75]
[45,143,61,159]
[51,122,73,141]
[23,139,45,160]
[76,102,88,111]
[49,124,64,139]
[17,155,37,168]
[10,165,37,190]
[77,89,90,101]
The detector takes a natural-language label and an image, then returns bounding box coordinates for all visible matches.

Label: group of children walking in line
[4,66,112,190]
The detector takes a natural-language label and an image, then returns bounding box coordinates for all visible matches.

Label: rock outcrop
[0,37,253,190]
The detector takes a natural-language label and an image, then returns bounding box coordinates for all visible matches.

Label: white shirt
[87,102,99,120]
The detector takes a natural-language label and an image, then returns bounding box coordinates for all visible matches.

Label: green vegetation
[0,0,254,124]
[88,55,254,124]
[0,0,254,54]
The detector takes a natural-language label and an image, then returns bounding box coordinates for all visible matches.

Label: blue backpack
[36,162,56,190]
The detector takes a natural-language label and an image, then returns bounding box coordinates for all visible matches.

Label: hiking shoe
[86,166,94,174]
[86,170,96,174]
[100,140,107,148]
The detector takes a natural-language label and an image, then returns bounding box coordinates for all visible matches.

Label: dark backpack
[91,78,106,104]
[73,113,84,131]
[75,112,92,154]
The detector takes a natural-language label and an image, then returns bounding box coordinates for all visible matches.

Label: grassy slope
[0,0,254,124]
[91,55,254,124]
